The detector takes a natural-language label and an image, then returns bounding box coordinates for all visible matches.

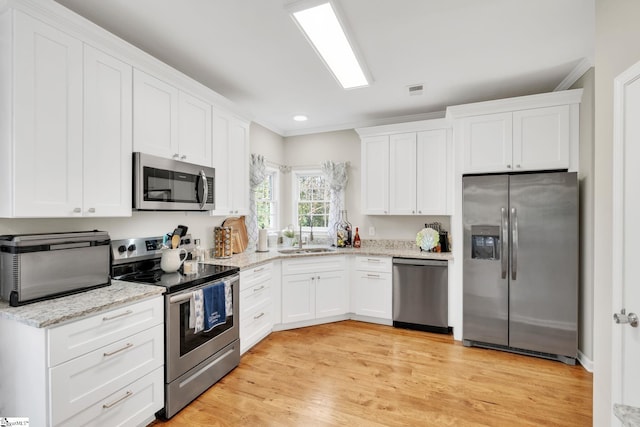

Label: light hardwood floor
[150,321,592,426]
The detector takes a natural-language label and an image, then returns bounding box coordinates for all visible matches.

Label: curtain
[321,161,350,245]
[248,154,267,249]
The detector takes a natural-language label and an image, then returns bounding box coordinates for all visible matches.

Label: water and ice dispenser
[470,225,500,260]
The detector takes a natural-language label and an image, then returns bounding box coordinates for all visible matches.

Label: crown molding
[446,88,583,119]
[554,57,593,91]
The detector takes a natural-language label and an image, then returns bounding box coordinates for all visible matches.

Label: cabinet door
[211,109,232,215]
[355,272,392,319]
[416,129,449,215]
[281,274,315,323]
[462,112,513,173]
[83,45,132,217]
[389,133,417,214]
[13,11,83,217]
[512,105,570,171]
[315,271,348,319]
[229,119,250,215]
[133,69,179,159]
[361,136,389,214]
[178,91,212,167]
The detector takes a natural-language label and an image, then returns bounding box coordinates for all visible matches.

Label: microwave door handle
[198,170,208,209]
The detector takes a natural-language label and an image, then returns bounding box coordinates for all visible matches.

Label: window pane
[295,172,330,229]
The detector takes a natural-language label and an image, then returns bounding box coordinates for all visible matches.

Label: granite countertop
[615,404,640,427]
[205,239,453,270]
[0,281,165,328]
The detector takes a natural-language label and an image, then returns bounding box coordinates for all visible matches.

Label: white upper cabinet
[513,105,570,171]
[83,45,133,217]
[416,129,449,215]
[448,89,582,174]
[389,133,417,214]
[1,11,132,217]
[133,69,214,167]
[460,113,513,174]
[361,135,390,215]
[178,91,213,167]
[4,10,84,217]
[358,120,452,216]
[133,70,180,159]
[211,110,250,216]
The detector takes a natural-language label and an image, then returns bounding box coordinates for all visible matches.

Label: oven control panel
[111,234,195,264]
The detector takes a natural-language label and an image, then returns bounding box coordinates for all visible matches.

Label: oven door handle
[169,293,194,304]
[168,274,238,304]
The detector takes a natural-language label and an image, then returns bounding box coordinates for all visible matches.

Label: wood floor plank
[150,320,592,427]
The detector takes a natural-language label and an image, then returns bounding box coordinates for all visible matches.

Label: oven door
[133,152,215,211]
[165,274,239,383]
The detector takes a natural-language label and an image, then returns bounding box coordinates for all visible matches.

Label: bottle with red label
[353,227,361,248]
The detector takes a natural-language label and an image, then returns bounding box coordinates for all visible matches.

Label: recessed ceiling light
[293,114,308,122]
[288,1,370,89]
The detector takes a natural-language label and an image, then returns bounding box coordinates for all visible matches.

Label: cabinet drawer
[282,255,346,275]
[50,323,163,425]
[354,256,392,273]
[54,366,164,427]
[240,283,271,319]
[240,262,272,291]
[240,299,272,351]
[48,296,163,366]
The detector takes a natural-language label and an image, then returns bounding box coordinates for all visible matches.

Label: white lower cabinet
[0,296,164,426]
[281,256,348,324]
[240,263,274,354]
[353,256,393,321]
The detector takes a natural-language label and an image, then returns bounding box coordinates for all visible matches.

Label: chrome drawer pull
[253,285,265,292]
[367,259,381,263]
[254,312,265,320]
[366,274,381,278]
[253,267,265,273]
[102,390,133,409]
[102,310,133,322]
[103,342,133,357]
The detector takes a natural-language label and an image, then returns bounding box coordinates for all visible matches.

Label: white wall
[0,211,229,249]
[283,129,450,239]
[571,68,595,365]
[594,1,640,425]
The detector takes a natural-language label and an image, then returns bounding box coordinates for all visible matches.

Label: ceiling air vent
[407,84,424,96]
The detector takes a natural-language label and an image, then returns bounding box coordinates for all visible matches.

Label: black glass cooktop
[114,262,239,294]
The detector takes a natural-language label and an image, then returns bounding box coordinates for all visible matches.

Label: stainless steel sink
[278,247,336,255]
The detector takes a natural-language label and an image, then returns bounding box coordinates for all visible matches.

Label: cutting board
[222,216,248,254]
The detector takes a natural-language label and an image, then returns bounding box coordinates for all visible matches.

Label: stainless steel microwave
[133,152,215,211]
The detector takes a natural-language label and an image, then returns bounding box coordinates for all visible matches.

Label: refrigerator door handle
[501,207,508,279]
[511,207,518,280]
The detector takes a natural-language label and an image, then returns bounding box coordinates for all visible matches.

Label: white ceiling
[54,0,595,136]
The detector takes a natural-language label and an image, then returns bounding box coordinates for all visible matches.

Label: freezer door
[508,172,578,358]
[463,174,509,346]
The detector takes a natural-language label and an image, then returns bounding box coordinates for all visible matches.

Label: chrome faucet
[298,222,303,249]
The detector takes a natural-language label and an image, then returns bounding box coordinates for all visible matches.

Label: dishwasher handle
[392,258,447,267]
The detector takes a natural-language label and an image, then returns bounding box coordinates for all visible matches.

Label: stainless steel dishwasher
[392,258,451,334]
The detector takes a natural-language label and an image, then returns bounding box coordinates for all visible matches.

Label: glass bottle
[335,210,352,248]
[353,227,361,248]
[194,238,204,262]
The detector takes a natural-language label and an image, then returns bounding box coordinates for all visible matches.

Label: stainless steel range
[111,235,240,419]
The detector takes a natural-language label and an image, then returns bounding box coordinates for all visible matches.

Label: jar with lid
[335,210,352,248]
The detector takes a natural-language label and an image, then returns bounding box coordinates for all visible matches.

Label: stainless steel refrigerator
[462,172,578,364]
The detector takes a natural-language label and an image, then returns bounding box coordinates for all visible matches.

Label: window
[256,168,278,231]
[293,171,330,231]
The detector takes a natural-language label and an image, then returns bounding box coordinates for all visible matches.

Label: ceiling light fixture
[288,0,370,89]
[293,114,308,122]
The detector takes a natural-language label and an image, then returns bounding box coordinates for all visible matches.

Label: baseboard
[577,349,594,372]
